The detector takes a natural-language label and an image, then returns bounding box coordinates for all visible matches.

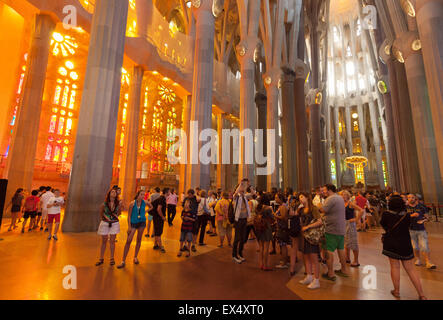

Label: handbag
[302,217,325,245]
[381,212,407,244]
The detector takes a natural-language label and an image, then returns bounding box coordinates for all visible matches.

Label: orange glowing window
[62,146,68,162]
[61,86,69,107]
[120,132,124,147]
[53,145,61,162]
[65,119,73,136]
[122,108,127,124]
[49,115,57,133]
[57,117,65,135]
[45,144,52,161]
[17,73,25,94]
[68,90,76,109]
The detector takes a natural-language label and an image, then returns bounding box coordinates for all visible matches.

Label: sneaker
[232,256,242,264]
[275,263,289,269]
[299,275,313,285]
[307,279,320,290]
[191,245,197,252]
[53,235,58,241]
[238,256,246,262]
[177,251,182,257]
[426,263,437,270]
[153,245,160,250]
[47,235,52,240]
[415,260,422,266]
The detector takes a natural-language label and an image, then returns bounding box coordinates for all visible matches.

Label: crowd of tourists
[3,179,437,300]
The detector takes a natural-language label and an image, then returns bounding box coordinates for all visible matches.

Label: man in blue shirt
[407,194,436,269]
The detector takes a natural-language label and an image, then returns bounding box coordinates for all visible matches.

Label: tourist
[312,187,323,207]
[151,188,168,252]
[232,179,251,264]
[340,190,362,267]
[145,187,161,238]
[298,192,322,289]
[207,190,218,236]
[34,186,46,230]
[183,189,199,252]
[46,189,64,241]
[355,191,369,231]
[254,194,274,271]
[245,193,258,246]
[381,195,426,300]
[117,190,152,268]
[288,194,301,276]
[196,189,211,246]
[177,199,196,257]
[274,192,290,269]
[407,193,436,269]
[214,192,232,247]
[318,184,348,281]
[96,188,121,266]
[113,186,125,211]
[21,190,39,233]
[40,186,53,231]
[166,188,178,226]
[5,188,24,231]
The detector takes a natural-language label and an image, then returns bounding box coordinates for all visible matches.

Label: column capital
[294,59,309,80]
[263,68,282,90]
[237,36,260,63]
[192,0,214,17]
[392,31,422,62]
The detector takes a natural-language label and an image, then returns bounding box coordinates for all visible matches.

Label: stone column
[186,0,215,190]
[344,106,353,157]
[281,68,298,189]
[368,101,385,189]
[333,106,342,188]
[179,95,192,197]
[263,68,281,189]
[415,0,443,181]
[356,104,369,177]
[4,14,56,204]
[62,0,128,232]
[135,0,153,37]
[399,38,443,203]
[255,92,267,191]
[293,60,309,192]
[216,113,226,190]
[310,100,323,188]
[120,66,144,207]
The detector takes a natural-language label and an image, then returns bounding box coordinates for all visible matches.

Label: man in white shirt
[232,179,251,264]
[40,186,54,231]
[46,189,64,241]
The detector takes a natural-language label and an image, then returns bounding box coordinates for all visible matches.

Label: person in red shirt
[22,190,40,233]
[355,192,369,231]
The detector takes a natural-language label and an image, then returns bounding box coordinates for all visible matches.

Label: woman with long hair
[288,195,301,276]
[5,188,24,231]
[381,195,426,300]
[339,190,363,267]
[274,192,290,269]
[254,194,275,271]
[117,190,152,268]
[298,192,323,289]
[96,188,122,266]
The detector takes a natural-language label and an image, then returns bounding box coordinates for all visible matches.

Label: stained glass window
[45,144,52,161]
[57,117,65,135]
[53,145,61,162]
[49,115,57,133]
[62,146,68,162]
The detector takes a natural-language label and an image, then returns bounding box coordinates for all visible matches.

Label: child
[22,190,39,233]
[178,199,196,258]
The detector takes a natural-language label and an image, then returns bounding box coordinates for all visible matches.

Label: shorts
[345,221,359,251]
[180,231,193,242]
[42,208,48,219]
[192,220,200,235]
[47,214,60,224]
[131,221,146,229]
[97,220,120,235]
[323,233,345,252]
[147,214,153,222]
[37,211,42,217]
[410,230,429,252]
[23,211,37,219]
[153,216,165,236]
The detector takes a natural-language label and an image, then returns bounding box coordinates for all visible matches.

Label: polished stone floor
[1,212,442,300]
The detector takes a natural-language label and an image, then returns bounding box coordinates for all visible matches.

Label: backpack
[24,196,36,211]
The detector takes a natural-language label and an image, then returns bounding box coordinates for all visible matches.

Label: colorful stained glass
[68,90,76,109]
[65,118,72,136]
[53,85,62,105]
[122,108,127,124]
[57,117,65,135]
[61,86,69,107]
[120,132,124,147]
[62,146,68,162]
[53,145,61,162]
[45,144,52,160]
[49,115,57,133]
